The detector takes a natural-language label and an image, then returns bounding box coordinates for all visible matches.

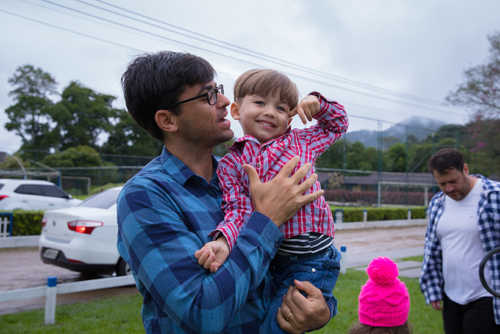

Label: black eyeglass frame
[159,84,224,110]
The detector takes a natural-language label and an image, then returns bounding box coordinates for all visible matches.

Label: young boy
[195,69,348,330]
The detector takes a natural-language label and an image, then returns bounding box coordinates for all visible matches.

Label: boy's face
[231,93,291,143]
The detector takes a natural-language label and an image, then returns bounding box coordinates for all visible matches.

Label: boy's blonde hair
[233,69,298,110]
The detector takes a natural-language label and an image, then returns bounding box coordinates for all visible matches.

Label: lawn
[0,269,443,333]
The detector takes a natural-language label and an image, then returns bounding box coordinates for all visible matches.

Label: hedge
[0,210,44,236]
[331,206,427,223]
[2,206,427,236]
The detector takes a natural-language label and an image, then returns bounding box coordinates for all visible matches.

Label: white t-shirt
[437,178,492,304]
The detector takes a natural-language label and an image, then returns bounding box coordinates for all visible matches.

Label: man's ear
[230,102,240,120]
[154,109,178,133]
[463,163,469,175]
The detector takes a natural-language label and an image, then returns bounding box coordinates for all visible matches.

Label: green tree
[42,145,103,167]
[384,143,407,172]
[101,110,162,157]
[316,139,346,169]
[4,65,58,159]
[49,81,120,150]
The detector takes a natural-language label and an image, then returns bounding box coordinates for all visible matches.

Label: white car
[39,186,129,276]
[0,178,81,211]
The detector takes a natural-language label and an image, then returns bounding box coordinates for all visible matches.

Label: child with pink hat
[350,257,411,334]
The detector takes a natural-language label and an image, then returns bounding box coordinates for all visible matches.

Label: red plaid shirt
[214,92,348,250]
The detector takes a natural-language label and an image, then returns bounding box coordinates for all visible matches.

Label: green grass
[0,269,443,334]
[0,293,143,334]
[401,255,424,262]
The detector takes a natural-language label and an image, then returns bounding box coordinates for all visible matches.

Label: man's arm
[118,158,323,332]
[419,197,445,306]
[118,182,281,333]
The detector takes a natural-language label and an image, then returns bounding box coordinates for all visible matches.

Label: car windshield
[79,188,121,209]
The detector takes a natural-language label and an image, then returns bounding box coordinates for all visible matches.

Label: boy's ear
[154,109,178,133]
[230,102,241,120]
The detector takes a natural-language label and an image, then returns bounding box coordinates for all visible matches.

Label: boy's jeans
[264,244,341,333]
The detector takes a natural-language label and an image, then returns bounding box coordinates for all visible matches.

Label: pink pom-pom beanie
[358,257,410,327]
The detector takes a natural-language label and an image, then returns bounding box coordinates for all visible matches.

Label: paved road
[0,225,426,315]
[334,225,426,268]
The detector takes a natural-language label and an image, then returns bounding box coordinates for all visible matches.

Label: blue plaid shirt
[117,147,284,333]
[420,175,500,324]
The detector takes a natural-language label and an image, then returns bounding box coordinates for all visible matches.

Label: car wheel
[116,258,131,276]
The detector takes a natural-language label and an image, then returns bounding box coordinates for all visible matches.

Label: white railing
[0,275,135,325]
[0,213,13,237]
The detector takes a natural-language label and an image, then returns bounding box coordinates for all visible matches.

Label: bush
[331,206,427,223]
[1,210,44,236]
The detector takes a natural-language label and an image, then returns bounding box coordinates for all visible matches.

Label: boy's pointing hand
[290,95,320,124]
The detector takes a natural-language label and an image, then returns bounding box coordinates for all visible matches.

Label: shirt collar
[232,127,292,150]
[159,146,219,186]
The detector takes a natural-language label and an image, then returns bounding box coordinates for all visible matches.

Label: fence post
[0,216,6,238]
[363,209,368,222]
[334,209,344,224]
[0,213,13,237]
[45,276,57,325]
[407,208,412,220]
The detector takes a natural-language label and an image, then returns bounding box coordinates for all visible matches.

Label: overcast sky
[1,0,499,154]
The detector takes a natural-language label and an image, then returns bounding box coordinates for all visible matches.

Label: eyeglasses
[167,84,224,109]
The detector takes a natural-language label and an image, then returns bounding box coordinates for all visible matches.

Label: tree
[4,65,58,159]
[101,109,162,157]
[316,139,346,169]
[49,81,120,150]
[42,145,103,167]
[447,32,500,118]
[384,143,407,172]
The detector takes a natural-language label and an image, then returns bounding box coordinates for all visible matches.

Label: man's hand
[290,95,320,124]
[194,237,230,273]
[243,157,323,226]
[276,280,330,333]
[431,300,442,311]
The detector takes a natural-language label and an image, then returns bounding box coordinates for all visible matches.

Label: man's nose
[217,93,230,108]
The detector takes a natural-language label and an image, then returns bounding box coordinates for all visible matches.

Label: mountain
[345,116,445,148]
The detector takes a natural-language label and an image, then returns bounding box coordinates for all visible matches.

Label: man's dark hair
[121,51,215,140]
[428,148,465,174]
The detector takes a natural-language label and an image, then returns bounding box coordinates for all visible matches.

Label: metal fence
[318,168,439,207]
